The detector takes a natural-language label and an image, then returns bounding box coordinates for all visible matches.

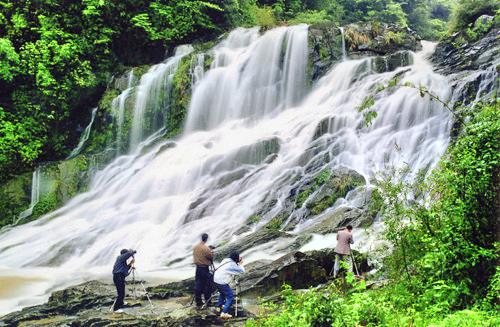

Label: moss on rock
[166,54,194,139]
[0,172,32,227]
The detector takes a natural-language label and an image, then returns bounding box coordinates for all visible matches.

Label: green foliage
[0,0,233,181]
[131,1,222,42]
[288,10,330,25]
[295,169,331,208]
[251,5,276,28]
[265,213,287,230]
[377,100,499,308]
[168,54,193,139]
[247,214,262,224]
[449,0,499,33]
[31,192,58,220]
[0,38,19,81]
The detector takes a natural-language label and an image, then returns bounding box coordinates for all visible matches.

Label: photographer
[213,251,245,319]
[193,233,214,308]
[112,249,136,313]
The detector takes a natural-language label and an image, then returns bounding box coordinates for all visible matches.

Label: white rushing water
[0,25,456,314]
[112,70,135,154]
[340,27,347,61]
[68,107,99,159]
[16,168,42,222]
[129,45,193,151]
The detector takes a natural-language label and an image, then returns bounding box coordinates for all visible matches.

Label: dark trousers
[113,273,126,311]
[194,265,212,306]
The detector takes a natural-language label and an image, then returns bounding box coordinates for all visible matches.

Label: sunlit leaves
[0,38,19,81]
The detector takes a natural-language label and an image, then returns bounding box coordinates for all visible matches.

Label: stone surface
[432,27,499,75]
[309,22,421,81]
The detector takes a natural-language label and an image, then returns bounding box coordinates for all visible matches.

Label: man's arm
[227,262,245,275]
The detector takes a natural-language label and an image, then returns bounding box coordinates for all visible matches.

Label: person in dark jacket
[112,249,136,312]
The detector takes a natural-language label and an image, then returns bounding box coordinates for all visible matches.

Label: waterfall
[340,27,347,61]
[112,70,135,154]
[191,53,205,87]
[0,28,469,315]
[16,167,42,222]
[185,25,308,132]
[67,107,98,159]
[129,45,193,151]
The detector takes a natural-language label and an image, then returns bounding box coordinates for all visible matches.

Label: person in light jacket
[333,225,354,278]
[213,251,245,319]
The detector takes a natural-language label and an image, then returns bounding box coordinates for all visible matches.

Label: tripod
[234,278,241,317]
[131,267,156,314]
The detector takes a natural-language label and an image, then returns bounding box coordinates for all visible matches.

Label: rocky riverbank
[0,249,371,326]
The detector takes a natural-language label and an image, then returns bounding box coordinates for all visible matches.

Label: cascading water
[16,168,42,222]
[340,27,347,61]
[191,53,206,87]
[67,107,98,159]
[0,24,477,315]
[112,70,135,154]
[185,25,308,131]
[129,45,193,151]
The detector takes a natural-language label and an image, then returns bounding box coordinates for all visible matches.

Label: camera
[130,249,137,255]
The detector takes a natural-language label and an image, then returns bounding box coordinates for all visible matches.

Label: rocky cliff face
[431,21,499,106]
[309,22,421,80]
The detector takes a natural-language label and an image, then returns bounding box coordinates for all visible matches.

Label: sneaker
[220,312,232,319]
[113,309,124,313]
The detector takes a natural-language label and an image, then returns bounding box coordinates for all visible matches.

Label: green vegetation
[449,0,499,33]
[265,213,288,230]
[247,100,500,326]
[0,0,236,182]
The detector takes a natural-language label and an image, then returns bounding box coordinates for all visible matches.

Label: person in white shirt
[213,251,245,319]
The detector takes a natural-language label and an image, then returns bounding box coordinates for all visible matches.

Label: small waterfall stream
[68,107,99,159]
[340,27,347,61]
[130,46,193,151]
[16,168,42,222]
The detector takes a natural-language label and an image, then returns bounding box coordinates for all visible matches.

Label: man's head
[346,225,353,232]
[120,249,128,255]
[229,251,240,263]
[201,233,209,242]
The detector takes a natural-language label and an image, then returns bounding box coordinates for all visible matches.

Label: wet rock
[432,27,499,75]
[304,206,371,234]
[370,51,414,73]
[214,227,291,261]
[147,279,194,300]
[297,167,366,218]
[309,22,420,81]
[240,249,372,297]
[47,281,115,315]
[0,172,32,228]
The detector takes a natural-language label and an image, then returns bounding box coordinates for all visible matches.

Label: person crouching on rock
[112,248,136,313]
[213,251,245,319]
[193,233,214,309]
[333,225,354,278]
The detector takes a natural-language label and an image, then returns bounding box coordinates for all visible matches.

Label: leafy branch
[357,76,466,126]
